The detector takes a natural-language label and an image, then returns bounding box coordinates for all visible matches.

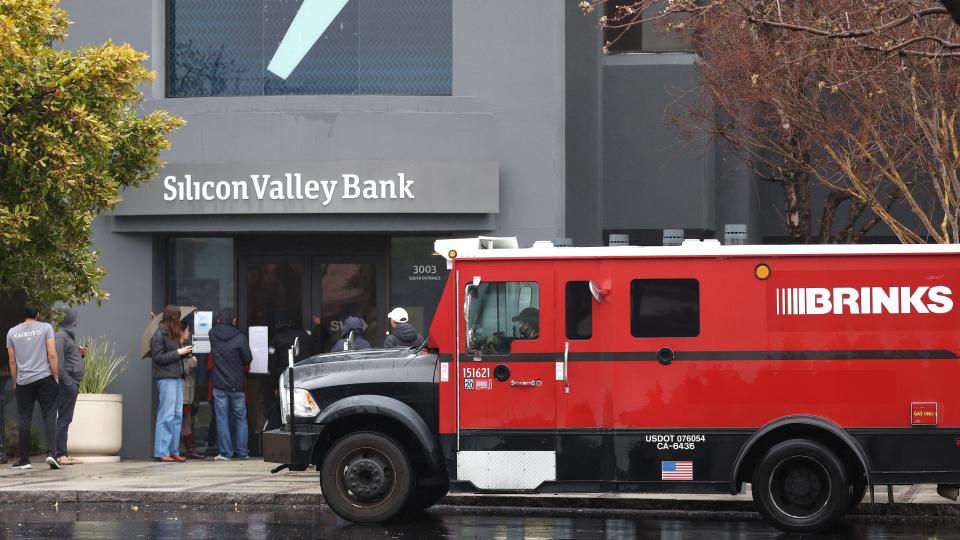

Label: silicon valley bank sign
[113,160,499,216]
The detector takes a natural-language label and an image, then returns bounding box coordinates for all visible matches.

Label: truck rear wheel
[751,439,849,533]
[320,432,413,523]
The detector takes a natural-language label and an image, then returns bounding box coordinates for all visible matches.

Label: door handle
[509,379,543,387]
[563,342,570,394]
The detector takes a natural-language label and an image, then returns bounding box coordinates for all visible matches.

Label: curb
[0,490,955,518]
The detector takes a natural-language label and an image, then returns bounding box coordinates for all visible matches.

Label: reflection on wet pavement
[0,504,957,539]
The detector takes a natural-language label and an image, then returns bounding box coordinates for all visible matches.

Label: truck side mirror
[589,281,607,304]
[292,336,300,358]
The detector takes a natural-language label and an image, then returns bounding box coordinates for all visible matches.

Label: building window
[466,282,540,355]
[565,281,593,340]
[603,0,689,54]
[389,237,449,337]
[630,279,699,338]
[167,0,453,97]
[169,238,235,311]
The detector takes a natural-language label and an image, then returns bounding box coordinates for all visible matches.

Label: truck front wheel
[752,439,849,533]
[320,431,413,523]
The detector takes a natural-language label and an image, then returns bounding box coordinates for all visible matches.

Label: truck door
[555,274,614,482]
[456,268,557,490]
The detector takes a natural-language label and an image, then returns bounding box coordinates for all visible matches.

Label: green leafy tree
[0,0,183,307]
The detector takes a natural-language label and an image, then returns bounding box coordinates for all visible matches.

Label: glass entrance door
[237,255,384,455]
[311,258,382,354]
[241,258,309,331]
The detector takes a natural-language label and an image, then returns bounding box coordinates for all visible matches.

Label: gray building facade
[48,0,761,458]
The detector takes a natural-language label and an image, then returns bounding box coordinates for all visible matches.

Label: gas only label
[646,434,706,451]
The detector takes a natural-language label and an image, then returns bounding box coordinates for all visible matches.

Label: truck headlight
[279,386,320,422]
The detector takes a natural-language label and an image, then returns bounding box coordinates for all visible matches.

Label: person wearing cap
[474,307,540,355]
[383,308,424,348]
[512,307,540,340]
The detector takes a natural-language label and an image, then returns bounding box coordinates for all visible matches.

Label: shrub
[78,337,127,394]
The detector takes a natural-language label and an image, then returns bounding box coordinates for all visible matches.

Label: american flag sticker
[661,461,693,480]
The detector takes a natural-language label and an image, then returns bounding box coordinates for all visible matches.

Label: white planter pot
[68,393,122,462]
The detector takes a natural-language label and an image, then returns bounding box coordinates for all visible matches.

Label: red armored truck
[265,237,960,533]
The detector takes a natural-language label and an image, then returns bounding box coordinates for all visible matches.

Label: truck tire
[320,431,413,523]
[848,477,868,513]
[405,483,449,512]
[751,439,850,533]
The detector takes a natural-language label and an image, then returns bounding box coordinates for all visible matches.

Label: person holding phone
[150,305,192,462]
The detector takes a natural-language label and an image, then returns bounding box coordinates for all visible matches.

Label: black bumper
[263,427,322,468]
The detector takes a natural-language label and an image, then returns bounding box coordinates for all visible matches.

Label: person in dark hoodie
[383,307,423,348]
[331,316,371,352]
[54,308,85,465]
[209,307,252,461]
[264,311,310,430]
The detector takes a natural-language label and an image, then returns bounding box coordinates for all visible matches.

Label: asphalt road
[0,504,957,539]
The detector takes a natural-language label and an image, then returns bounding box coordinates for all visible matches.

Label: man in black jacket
[383,307,423,348]
[209,307,252,460]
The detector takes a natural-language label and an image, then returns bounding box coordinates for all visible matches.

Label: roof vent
[663,229,684,246]
[724,224,747,245]
[608,234,630,247]
[477,237,520,250]
[554,238,573,247]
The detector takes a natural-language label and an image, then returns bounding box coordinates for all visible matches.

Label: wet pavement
[0,503,957,539]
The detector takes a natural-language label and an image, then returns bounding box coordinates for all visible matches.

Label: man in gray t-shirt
[5,303,61,470]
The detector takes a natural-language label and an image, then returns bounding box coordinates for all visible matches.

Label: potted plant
[68,337,127,462]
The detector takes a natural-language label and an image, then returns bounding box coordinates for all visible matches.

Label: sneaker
[46,456,61,470]
[235,455,250,461]
[11,460,31,470]
[213,455,231,461]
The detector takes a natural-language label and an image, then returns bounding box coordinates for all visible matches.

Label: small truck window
[630,279,700,338]
[565,281,593,340]
[467,281,540,354]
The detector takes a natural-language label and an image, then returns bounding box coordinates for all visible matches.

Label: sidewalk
[0,459,955,517]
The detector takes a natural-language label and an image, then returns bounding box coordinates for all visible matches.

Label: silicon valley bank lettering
[162,173,415,205]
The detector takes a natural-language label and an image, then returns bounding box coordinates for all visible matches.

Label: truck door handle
[510,379,543,387]
[563,342,570,394]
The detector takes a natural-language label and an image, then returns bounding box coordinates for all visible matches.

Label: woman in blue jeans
[150,305,192,462]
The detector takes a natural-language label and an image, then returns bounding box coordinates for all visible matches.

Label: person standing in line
[151,305,191,463]
[383,307,424,348]
[331,316,371,352]
[54,308,85,465]
[178,322,204,459]
[209,307,252,461]
[265,312,309,430]
[5,303,61,470]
